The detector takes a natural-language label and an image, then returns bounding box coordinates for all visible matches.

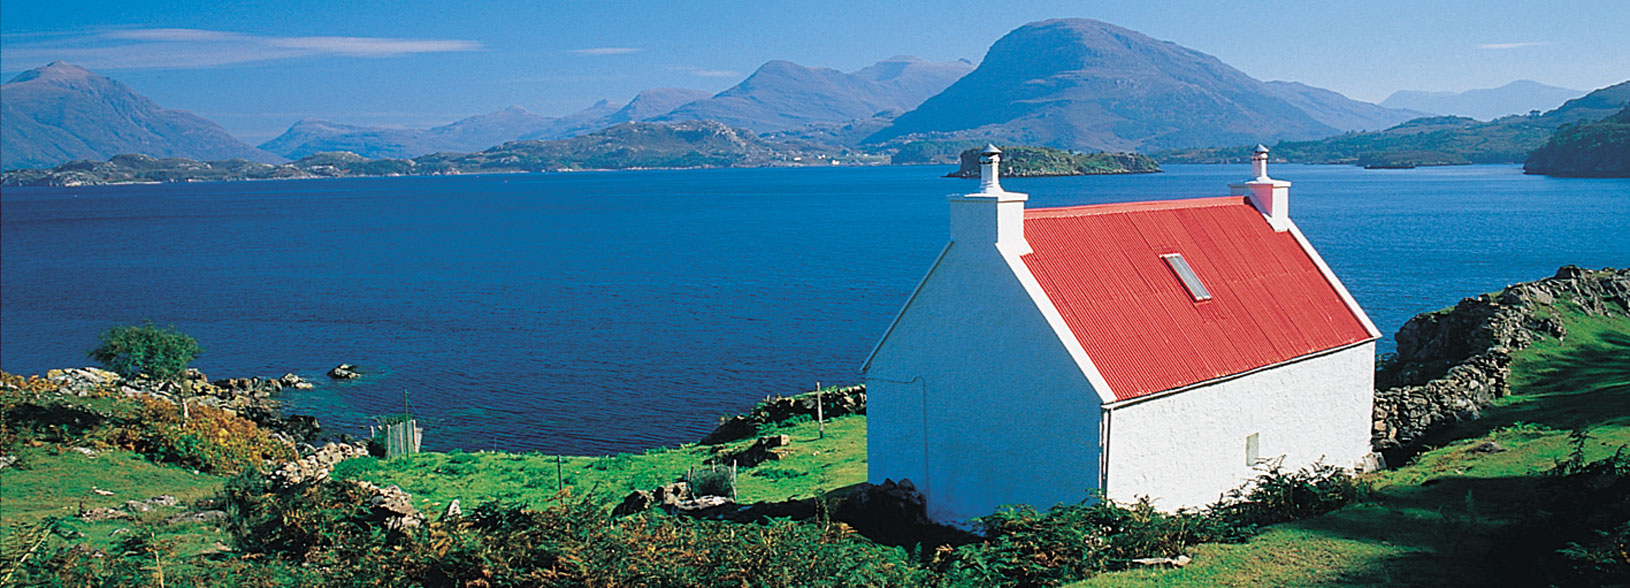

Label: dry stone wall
[1372,266,1629,459]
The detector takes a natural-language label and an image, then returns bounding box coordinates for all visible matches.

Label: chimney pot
[1231,146,1291,231]
[979,144,1003,194]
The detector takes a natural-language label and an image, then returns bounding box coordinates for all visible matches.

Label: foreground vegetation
[4,291,1626,586]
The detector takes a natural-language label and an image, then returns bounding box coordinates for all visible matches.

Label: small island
[945,145,1161,178]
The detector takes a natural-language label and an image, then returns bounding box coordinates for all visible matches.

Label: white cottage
[863,146,1380,523]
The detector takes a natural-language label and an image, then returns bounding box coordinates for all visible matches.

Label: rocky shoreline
[42,366,326,445]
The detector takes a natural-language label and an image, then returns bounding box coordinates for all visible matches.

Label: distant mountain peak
[6,61,99,85]
[2,62,282,169]
[867,18,1418,150]
[1381,80,1584,121]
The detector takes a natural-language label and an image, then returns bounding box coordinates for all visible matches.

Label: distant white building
[863,145,1380,522]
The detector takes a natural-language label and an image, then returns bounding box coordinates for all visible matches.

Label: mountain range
[258,89,715,160]
[1381,80,1584,122]
[0,62,282,170]
[258,56,974,160]
[655,56,974,132]
[4,19,1559,171]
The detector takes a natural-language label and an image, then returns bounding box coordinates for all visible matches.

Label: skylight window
[1161,253,1212,302]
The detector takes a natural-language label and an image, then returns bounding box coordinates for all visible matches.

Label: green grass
[1073,305,1630,587]
[337,413,868,513]
[0,446,232,563]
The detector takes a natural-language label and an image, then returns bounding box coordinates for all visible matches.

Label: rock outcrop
[355,481,426,533]
[267,442,370,490]
[39,366,323,443]
[706,434,791,468]
[1372,266,1629,458]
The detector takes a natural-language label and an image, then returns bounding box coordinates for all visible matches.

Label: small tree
[87,322,201,381]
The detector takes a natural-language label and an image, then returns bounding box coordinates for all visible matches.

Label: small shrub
[87,322,201,381]
[116,397,294,473]
[330,455,380,480]
[1558,520,1630,580]
[686,465,736,498]
[749,466,810,480]
[1207,463,1364,532]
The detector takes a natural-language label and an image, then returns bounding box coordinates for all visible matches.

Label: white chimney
[1230,145,1291,232]
[949,145,1030,253]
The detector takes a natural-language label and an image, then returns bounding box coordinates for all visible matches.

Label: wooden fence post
[816,382,825,439]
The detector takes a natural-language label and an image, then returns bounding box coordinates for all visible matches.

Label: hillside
[417,120,834,171]
[1524,105,1630,177]
[2,120,843,187]
[655,56,973,133]
[865,19,1419,152]
[943,145,1160,177]
[1159,80,1630,165]
[0,62,282,170]
[1382,80,1585,121]
[4,269,1624,586]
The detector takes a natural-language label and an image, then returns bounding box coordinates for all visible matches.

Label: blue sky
[3,0,1625,143]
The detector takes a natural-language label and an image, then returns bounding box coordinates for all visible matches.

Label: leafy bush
[101,396,294,473]
[1207,463,1364,533]
[687,464,736,498]
[1539,430,1630,583]
[932,496,1207,587]
[226,474,388,565]
[87,322,201,381]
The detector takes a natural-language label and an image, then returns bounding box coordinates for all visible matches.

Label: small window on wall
[1245,433,1260,466]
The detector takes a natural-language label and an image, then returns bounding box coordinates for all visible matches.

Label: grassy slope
[0,448,231,562]
[0,411,868,580]
[339,414,868,513]
[1075,304,1630,587]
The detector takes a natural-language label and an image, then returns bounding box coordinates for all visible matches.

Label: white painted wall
[1101,342,1376,509]
[866,237,1102,523]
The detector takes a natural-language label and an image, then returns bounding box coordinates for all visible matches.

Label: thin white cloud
[1478,42,1548,50]
[106,28,243,42]
[670,66,741,78]
[568,47,642,56]
[0,28,482,71]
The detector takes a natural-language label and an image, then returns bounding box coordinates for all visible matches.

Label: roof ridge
[1025,196,1246,219]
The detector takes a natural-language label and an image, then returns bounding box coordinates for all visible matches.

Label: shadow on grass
[1283,469,1624,587]
[1281,330,1630,586]
[1410,329,1630,454]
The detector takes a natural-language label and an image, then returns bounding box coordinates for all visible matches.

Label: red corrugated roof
[1021,196,1372,402]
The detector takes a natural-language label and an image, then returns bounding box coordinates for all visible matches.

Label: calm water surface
[3,164,1626,453]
